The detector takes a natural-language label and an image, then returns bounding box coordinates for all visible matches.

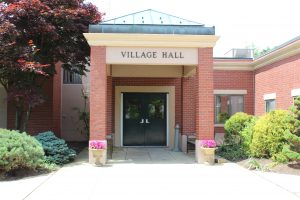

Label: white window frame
[263,93,276,113]
[291,89,300,97]
[214,91,245,125]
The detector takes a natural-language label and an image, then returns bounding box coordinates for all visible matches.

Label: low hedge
[0,129,45,174]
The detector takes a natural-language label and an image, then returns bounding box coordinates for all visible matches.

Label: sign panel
[106,47,198,65]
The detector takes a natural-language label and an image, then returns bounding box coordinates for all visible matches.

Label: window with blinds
[63,69,82,84]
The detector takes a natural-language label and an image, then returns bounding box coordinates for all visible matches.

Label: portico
[83,9,219,162]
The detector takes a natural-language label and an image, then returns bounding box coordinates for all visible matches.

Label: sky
[90,0,300,57]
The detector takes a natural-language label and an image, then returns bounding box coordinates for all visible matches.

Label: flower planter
[196,140,217,165]
[89,140,107,166]
[90,149,106,166]
[200,147,216,165]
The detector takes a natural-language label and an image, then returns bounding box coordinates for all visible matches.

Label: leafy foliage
[282,96,300,162]
[217,112,254,161]
[240,117,257,155]
[224,112,253,144]
[216,144,248,162]
[0,129,45,174]
[0,0,103,131]
[35,131,76,165]
[250,110,293,162]
[73,89,89,139]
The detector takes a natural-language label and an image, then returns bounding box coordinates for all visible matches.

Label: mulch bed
[66,141,88,154]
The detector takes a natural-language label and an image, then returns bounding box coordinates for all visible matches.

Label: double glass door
[123,93,167,146]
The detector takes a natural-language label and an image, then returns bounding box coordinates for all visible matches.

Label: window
[63,69,82,84]
[265,99,276,112]
[215,95,244,124]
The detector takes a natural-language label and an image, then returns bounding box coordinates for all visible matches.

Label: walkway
[109,147,195,164]
[1,148,300,200]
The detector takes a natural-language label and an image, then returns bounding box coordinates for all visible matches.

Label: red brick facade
[89,46,107,140]
[254,53,300,115]
[195,48,215,140]
[213,70,254,115]
[6,41,300,144]
[182,76,196,135]
[7,76,58,135]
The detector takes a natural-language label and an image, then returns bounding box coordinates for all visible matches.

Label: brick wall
[254,53,300,115]
[182,76,196,135]
[214,70,254,115]
[213,70,254,134]
[7,77,54,135]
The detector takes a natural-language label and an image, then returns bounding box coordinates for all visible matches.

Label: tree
[245,44,272,58]
[0,0,103,131]
[254,47,271,58]
[283,96,300,163]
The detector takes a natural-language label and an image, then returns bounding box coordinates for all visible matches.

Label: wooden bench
[181,133,196,153]
[187,134,196,153]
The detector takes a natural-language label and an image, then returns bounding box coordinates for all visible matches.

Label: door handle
[145,119,150,124]
[139,119,144,124]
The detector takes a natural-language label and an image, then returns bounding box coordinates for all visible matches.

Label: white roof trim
[264,93,276,100]
[214,90,247,95]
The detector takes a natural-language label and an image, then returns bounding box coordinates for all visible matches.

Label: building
[0,10,300,162]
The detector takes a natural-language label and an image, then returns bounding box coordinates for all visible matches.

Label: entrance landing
[109,148,195,164]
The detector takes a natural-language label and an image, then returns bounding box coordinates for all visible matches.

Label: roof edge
[214,36,300,71]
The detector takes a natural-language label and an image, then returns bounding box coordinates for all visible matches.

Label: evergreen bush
[224,112,253,144]
[0,129,45,174]
[282,96,300,162]
[250,110,293,162]
[35,131,76,165]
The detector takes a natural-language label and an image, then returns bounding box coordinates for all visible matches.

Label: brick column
[195,48,214,163]
[89,46,107,164]
[106,75,112,135]
[52,62,62,137]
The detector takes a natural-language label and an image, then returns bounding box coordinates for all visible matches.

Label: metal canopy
[102,9,203,25]
[89,9,215,35]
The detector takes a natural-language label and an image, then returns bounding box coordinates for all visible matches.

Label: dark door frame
[121,92,168,147]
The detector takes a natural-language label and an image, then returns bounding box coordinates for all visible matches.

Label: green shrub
[282,96,300,162]
[35,131,76,165]
[217,112,230,123]
[240,117,257,155]
[250,110,293,162]
[224,112,253,144]
[0,129,45,174]
[216,144,248,161]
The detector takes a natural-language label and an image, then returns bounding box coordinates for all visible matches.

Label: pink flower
[89,140,107,149]
[200,140,217,148]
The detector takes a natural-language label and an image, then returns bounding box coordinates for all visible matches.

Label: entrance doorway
[123,93,167,146]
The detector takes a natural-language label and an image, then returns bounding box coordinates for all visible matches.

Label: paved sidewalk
[1,148,299,200]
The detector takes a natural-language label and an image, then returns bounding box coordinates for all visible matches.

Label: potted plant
[89,140,107,166]
[199,140,217,165]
